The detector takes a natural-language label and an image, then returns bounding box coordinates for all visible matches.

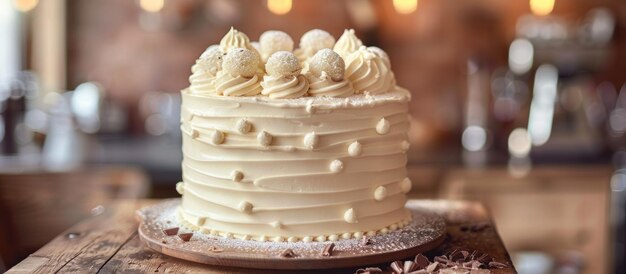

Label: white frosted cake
[177,27,412,243]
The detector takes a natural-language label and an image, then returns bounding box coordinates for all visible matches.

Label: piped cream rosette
[215,48,263,97]
[189,45,222,94]
[345,46,396,94]
[261,51,309,99]
[305,49,354,98]
[187,27,397,98]
[293,29,336,72]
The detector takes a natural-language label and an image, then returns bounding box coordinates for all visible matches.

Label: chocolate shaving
[469,269,491,274]
[434,255,449,264]
[460,251,470,260]
[322,243,335,257]
[403,261,418,273]
[178,233,193,242]
[474,252,492,264]
[163,227,179,236]
[361,236,372,245]
[488,261,507,268]
[161,240,167,244]
[354,267,383,274]
[207,246,224,253]
[390,260,403,273]
[279,248,297,258]
[379,251,506,274]
[407,270,428,274]
[414,254,430,269]
[450,249,465,262]
[426,262,440,272]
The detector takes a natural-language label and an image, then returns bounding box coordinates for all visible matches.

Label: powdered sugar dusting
[309,48,345,81]
[265,51,301,77]
[222,48,260,78]
[137,199,445,268]
[299,29,336,55]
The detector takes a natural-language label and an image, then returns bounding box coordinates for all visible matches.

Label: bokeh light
[139,0,164,13]
[12,0,38,12]
[530,0,555,16]
[267,0,292,15]
[393,0,418,15]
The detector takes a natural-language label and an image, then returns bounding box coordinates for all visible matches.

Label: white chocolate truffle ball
[222,48,260,78]
[308,49,345,81]
[300,29,336,56]
[265,51,302,77]
[197,45,223,74]
[259,30,294,58]
[200,45,222,61]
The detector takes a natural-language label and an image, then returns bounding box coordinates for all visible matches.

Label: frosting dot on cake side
[178,28,412,242]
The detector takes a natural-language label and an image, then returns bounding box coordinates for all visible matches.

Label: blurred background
[0,0,625,273]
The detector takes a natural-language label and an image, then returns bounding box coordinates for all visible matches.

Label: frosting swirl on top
[345,46,395,94]
[189,45,222,94]
[215,71,263,96]
[189,63,216,94]
[219,27,256,53]
[215,48,263,97]
[333,29,363,60]
[261,51,309,99]
[262,74,309,99]
[307,71,354,98]
[306,49,354,98]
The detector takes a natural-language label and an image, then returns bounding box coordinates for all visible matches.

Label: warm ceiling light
[393,0,417,14]
[267,0,292,15]
[530,0,555,16]
[13,0,38,12]
[139,0,164,13]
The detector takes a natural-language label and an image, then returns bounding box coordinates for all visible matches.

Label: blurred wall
[64,0,626,143]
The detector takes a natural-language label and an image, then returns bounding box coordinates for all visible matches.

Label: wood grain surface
[7,199,517,274]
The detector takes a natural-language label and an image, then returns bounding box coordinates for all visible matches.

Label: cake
[178,27,412,243]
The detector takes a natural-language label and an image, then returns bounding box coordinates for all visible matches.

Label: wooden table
[7,199,517,273]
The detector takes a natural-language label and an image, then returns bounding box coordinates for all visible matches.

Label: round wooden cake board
[137,199,446,270]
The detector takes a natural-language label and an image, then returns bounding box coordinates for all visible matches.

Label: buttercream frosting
[307,72,354,98]
[215,48,263,96]
[261,74,309,99]
[189,45,222,94]
[178,28,412,242]
[345,46,395,94]
[261,51,309,99]
[219,27,256,53]
[333,29,363,59]
[179,87,412,241]
[215,71,262,97]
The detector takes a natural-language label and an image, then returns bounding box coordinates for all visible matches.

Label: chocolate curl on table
[162,227,179,236]
[279,248,297,258]
[322,243,335,256]
[361,236,372,245]
[207,246,224,253]
[354,267,382,274]
[178,233,193,242]
[414,253,430,268]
